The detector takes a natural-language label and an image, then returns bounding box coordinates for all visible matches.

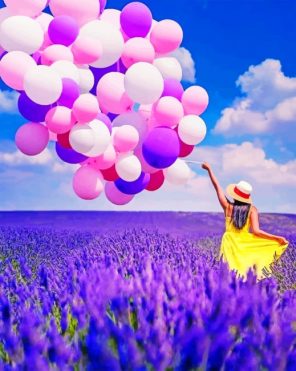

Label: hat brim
[226,184,252,204]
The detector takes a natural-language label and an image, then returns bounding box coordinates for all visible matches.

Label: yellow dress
[219,207,288,280]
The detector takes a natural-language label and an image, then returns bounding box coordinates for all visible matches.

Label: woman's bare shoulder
[250,205,258,214]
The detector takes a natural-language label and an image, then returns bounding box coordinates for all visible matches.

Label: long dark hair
[227,198,251,230]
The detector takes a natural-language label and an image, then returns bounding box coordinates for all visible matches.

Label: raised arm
[202,163,228,211]
[250,206,288,245]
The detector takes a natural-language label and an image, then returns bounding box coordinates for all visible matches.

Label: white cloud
[0,145,79,173]
[52,161,79,173]
[0,169,34,183]
[188,141,296,186]
[171,47,196,83]
[0,90,19,113]
[0,148,53,165]
[214,59,296,138]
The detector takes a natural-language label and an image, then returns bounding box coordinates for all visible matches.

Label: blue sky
[0,0,295,212]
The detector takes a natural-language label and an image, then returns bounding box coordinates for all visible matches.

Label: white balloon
[79,20,124,68]
[78,66,95,93]
[83,119,111,157]
[69,124,95,153]
[178,115,207,145]
[0,7,11,27]
[124,62,164,105]
[24,65,62,105]
[0,16,44,54]
[100,9,121,29]
[153,57,183,81]
[51,60,80,84]
[115,154,142,182]
[164,159,191,185]
[112,112,147,139]
[35,12,54,31]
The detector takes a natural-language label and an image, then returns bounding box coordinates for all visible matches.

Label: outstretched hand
[202,162,211,171]
[277,236,289,245]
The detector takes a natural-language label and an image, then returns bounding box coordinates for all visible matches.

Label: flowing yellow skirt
[219,231,288,280]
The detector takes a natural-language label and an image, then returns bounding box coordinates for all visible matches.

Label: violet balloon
[58,78,80,108]
[120,2,152,38]
[162,78,184,101]
[55,142,88,164]
[115,172,150,195]
[99,0,107,14]
[142,127,180,169]
[48,15,79,46]
[18,92,54,122]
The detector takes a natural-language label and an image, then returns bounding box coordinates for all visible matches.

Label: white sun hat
[226,180,253,204]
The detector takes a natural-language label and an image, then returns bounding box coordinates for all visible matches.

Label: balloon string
[184,161,203,165]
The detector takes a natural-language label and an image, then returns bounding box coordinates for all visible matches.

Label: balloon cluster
[0,0,209,205]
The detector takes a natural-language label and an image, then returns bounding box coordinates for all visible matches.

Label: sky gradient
[0,0,295,212]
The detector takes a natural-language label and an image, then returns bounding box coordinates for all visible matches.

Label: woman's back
[225,203,252,234]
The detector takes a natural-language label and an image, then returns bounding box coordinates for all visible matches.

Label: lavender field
[0,211,295,370]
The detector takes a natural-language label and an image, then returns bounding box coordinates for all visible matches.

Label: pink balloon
[48,130,58,142]
[105,181,134,205]
[87,144,116,170]
[4,0,47,17]
[138,104,153,123]
[15,123,49,156]
[73,166,104,200]
[182,86,209,116]
[72,94,100,123]
[41,44,74,65]
[97,72,133,114]
[49,0,100,26]
[112,125,139,153]
[121,37,155,68]
[150,19,183,54]
[71,36,102,65]
[153,96,184,127]
[45,106,76,134]
[39,32,52,51]
[0,51,36,90]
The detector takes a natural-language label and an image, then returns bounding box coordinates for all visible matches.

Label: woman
[202,162,289,280]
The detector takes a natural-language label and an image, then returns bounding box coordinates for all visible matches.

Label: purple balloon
[0,49,7,60]
[55,142,88,164]
[48,16,79,46]
[120,2,152,38]
[18,93,53,122]
[142,127,180,169]
[99,0,107,14]
[162,79,184,101]
[58,78,80,108]
[89,63,118,95]
[115,172,150,195]
[107,113,118,122]
[32,51,42,64]
[97,113,112,133]
[117,58,127,74]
